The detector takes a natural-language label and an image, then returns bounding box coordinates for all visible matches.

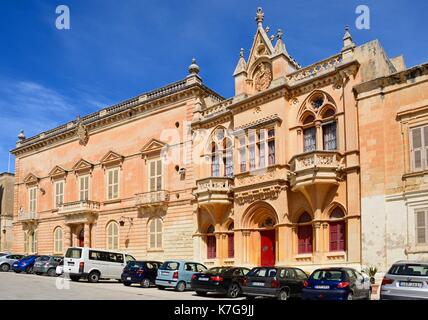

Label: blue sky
[0,0,427,172]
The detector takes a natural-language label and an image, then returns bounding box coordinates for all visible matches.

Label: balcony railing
[289,151,343,189]
[18,211,38,222]
[194,177,234,207]
[135,190,169,208]
[57,200,100,215]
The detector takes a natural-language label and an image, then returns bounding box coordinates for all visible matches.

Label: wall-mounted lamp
[119,216,134,227]
[39,187,46,195]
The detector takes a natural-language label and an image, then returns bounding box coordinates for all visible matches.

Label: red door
[260,230,276,267]
[78,229,84,247]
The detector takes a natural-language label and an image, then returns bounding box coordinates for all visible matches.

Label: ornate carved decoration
[100,151,124,168]
[72,159,94,175]
[48,165,68,180]
[23,173,40,186]
[235,185,286,205]
[253,63,272,92]
[76,120,89,146]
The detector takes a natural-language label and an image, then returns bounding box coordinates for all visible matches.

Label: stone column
[64,225,72,248]
[84,223,91,247]
[313,222,322,263]
[316,122,323,150]
[297,129,303,154]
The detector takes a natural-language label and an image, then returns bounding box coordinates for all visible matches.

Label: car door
[346,270,360,298]
[145,262,156,282]
[283,268,300,296]
[108,253,126,279]
[354,270,368,298]
[183,263,196,285]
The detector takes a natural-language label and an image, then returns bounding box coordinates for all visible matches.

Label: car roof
[392,260,428,265]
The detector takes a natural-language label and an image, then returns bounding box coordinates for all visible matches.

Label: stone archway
[241,201,279,266]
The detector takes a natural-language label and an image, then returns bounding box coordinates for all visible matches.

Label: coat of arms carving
[253,63,272,92]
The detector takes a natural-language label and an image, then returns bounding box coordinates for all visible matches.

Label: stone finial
[240,48,244,58]
[270,35,275,41]
[265,26,270,33]
[18,130,26,141]
[188,58,200,75]
[342,25,356,50]
[277,29,283,40]
[233,48,247,76]
[255,7,264,26]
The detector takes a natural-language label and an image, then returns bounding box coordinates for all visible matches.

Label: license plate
[162,271,169,276]
[399,281,422,288]
[67,262,75,266]
[252,282,265,287]
[315,285,330,289]
[127,277,131,281]
[199,277,209,281]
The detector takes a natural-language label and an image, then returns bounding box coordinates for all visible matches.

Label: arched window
[329,208,346,251]
[107,221,119,250]
[227,222,234,258]
[148,217,163,249]
[297,213,313,254]
[206,225,216,259]
[26,230,37,254]
[211,142,220,176]
[223,138,233,177]
[54,227,63,254]
[210,128,233,177]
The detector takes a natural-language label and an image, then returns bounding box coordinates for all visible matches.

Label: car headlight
[22,262,27,266]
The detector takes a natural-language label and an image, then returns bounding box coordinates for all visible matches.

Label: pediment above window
[100,151,124,168]
[72,159,94,175]
[48,165,68,180]
[23,173,40,186]
[140,138,168,157]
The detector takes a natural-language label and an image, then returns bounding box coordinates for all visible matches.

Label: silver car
[0,254,25,272]
[380,261,428,300]
[33,256,63,276]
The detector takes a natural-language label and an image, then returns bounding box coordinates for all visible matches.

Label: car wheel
[176,281,186,292]
[196,291,208,296]
[88,271,100,283]
[157,286,165,290]
[347,292,353,300]
[123,282,131,287]
[141,278,151,288]
[226,283,241,298]
[70,275,80,282]
[278,289,289,301]
[14,270,21,273]
[35,272,42,276]
[1,264,10,272]
[26,266,33,274]
[47,269,57,277]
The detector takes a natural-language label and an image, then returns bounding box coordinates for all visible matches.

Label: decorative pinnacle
[240,48,244,58]
[255,7,264,26]
[277,29,283,40]
[188,58,200,75]
[265,26,270,33]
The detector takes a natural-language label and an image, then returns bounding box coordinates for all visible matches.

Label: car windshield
[207,267,231,274]
[310,270,344,281]
[159,262,180,270]
[388,264,428,277]
[22,255,34,260]
[65,248,82,259]
[127,261,143,269]
[247,268,277,277]
[38,256,50,262]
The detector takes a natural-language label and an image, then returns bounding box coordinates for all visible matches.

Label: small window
[415,210,428,245]
[65,248,82,259]
[107,168,119,200]
[29,187,37,213]
[148,218,163,249]
[106,221,119,250]
[410,126,428,171]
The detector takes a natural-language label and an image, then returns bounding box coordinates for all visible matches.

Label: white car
[56,260,64,276]
[63,247,136,283]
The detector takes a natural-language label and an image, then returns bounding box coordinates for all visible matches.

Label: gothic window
[329,208,346,252]
[323,122,337,151]
[227,222,234,258]
[206,225,216,259]
[297,213,313,254]
[303,127,316,152]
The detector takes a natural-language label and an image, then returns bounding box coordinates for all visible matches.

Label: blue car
[121,260,162,288]
[12,255,40,274]
[302,267,371,300]
[156,260,207,292]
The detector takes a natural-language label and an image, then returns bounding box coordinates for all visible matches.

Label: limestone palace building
[11,8,428,273]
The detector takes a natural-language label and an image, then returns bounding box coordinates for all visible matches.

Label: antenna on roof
[7,152,11,173]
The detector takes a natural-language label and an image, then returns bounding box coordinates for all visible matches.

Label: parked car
[63,247,136,283]
[191,266,250,298]
[156,260,207,292]
[302,267,371,300]
[0,252,9,257]
[12,255,40,274]
[56,259,64,276]
[121,260,162,288]
[380,261,428,300]
[33,256,63,276]
[242,266,308,300]
[0,254,25,272]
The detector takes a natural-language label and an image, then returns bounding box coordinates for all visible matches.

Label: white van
[63,247,136,283]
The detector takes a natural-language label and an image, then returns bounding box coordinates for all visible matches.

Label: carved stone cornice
[235,184,287,206]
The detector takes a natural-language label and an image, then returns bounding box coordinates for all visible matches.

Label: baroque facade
[11,8,428,273]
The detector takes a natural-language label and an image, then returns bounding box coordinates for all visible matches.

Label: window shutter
[228,233,234,258]
[411,127,423,170]
[416,211,427,244]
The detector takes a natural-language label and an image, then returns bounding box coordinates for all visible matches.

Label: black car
[242,266,308,300]
[121,260,162,287]
[191,266,251,298]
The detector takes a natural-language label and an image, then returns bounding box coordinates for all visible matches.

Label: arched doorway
[242,201,279,267]
[78,228,84,247]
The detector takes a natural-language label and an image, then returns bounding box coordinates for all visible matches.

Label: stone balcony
[289,151,344,191]
[135,190,169,210]
[57,200,101,216]
[17,211,38,224]
[194,177,234,208]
